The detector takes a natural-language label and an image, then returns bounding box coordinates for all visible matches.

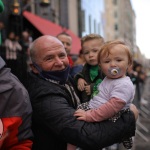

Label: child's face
[100,44,130,79]
[82,39,102,66]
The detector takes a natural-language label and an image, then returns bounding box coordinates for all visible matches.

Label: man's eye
[59,54,66,58]
[67,43,71,46]
[47,57,53,61]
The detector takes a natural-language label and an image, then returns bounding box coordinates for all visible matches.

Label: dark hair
[56,32,71,38]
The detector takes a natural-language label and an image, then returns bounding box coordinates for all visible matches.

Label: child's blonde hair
[81,33,104,47]
[98,40,133,66]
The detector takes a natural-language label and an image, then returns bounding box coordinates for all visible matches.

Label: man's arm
[62,111,135,149]
[35,94,136,150]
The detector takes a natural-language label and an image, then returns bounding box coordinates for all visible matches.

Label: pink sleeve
[85,97,126,122]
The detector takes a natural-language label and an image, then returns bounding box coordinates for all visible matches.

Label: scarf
[33,63,70,85]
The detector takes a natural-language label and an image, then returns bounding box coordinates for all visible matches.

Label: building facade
[0,0,149,65]
[103,0,136,55]
[78,0,105,37]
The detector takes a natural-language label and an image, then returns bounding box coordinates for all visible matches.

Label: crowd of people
[26,35,137,150]
[0,26,147,107]
[1,0,148,149]
[127,60,147,109]
[0,30,145,150]
[0,30,32,86]
[0,33,138,150]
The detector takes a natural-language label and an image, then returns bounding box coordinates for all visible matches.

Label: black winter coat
[27,71,135,150]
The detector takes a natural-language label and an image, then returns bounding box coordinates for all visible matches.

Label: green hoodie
[0,0,4,45]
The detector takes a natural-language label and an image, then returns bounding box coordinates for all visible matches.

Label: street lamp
[22,0,51,12]
[40,0,50,7]
[12,0,21,15]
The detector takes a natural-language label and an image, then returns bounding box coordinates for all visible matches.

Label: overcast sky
[131,0,150,59]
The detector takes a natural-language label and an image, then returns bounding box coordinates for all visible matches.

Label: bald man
[26,35,137,150]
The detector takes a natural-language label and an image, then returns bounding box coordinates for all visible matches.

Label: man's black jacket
[27,71,136,150]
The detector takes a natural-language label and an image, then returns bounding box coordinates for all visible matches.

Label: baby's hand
[77,78,87,91]
[74,109,87,121]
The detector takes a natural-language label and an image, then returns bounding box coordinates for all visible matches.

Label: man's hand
[84,85,91,95]
[74,109,87,121]
[130,104,139,121]
[77,78,87,91]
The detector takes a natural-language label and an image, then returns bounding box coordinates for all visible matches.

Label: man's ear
[30,63,39,74]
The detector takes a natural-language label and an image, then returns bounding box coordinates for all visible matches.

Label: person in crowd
[18,31,33,87]
[134,63,143,106]
[127,62,138,84]
[26,35,138,150]
[69,49,86,78]
[57,32,83,77]
[4,31,22,76]
[57,32,74,67]
[0,1,5,61]
[0,22,4,45]
[0,56,33,149]
[74,49,85,66]
[75,34,105,103]
[74,40,136,150]
[0,0,4,45]
[132,62,147,107]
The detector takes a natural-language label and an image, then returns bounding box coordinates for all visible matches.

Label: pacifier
[109,68,120,76]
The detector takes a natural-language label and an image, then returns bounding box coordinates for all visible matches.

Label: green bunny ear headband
[0,0,4,13]
[0,0,4,45]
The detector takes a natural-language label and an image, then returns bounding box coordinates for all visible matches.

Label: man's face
[34,36,69,72]
[57,34,72,55]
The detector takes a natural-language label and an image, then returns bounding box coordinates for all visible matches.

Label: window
[114,11,118,18]
[81,10,85,32]
[113,0,117,5]
[114,23,118,30]
[89,15,91,33]
[94,19,96,33]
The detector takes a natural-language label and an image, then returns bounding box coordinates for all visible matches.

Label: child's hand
[74,109,87,121]
[77,78,87,91]
[84,85,91,95]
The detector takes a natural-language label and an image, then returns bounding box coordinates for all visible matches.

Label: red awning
[23,11,81,55]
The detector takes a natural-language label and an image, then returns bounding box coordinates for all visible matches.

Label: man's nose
[55,57,63,65]
[63,43,67,48]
